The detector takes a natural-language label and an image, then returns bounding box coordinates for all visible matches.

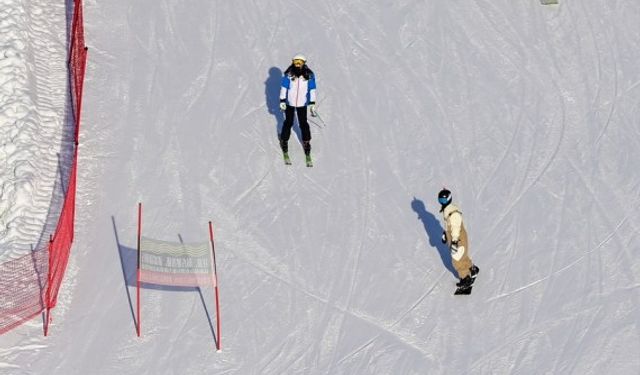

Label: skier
[279,54,317,167]
[438,188,480,294]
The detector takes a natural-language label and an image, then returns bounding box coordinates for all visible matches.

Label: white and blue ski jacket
[280,72,316,108]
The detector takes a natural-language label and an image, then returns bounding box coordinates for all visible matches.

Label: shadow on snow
[265,66,303,143]
[411,197,457,278]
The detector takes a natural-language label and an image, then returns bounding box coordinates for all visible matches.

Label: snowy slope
[2,0,639,374]
[0,0,70,262]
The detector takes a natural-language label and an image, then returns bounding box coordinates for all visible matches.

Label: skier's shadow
[411,197,457,278]
[265,67,302,142]
[111,216,218,346]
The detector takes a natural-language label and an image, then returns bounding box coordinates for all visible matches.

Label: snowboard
[454,285,473,295]
[454,269,478,295]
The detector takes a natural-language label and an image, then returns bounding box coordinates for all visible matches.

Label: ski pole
[314,111,328,127]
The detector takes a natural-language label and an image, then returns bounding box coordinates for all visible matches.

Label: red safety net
[46,154,78,310]
[0,0,87,335]
[69,0,87,141]
[0,251,48,334]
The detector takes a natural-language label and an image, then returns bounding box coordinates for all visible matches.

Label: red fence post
[44,235,53,336]
[136,203,142,337]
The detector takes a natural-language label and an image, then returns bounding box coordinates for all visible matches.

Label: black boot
[303,141,311,155]
[279,138,288,153]
[456,275,473,288]
[470,265,480,278]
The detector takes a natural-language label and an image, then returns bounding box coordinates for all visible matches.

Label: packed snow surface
[1,0,639,374]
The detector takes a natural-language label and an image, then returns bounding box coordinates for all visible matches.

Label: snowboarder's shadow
[265,67,302,143]
[411,197,457,277]
[111,216,218,344]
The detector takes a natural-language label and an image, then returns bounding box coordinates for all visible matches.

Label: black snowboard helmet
[438,188,452,211]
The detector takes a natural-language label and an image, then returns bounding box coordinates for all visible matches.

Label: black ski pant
[280,105,311,154]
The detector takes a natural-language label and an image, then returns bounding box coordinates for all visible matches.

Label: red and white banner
[138,237,215,287]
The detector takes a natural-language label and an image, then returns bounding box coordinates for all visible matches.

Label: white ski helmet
[292,54,307,63]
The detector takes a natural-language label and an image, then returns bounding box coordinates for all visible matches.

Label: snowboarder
[279,54,317,167]
[438,188,480,294]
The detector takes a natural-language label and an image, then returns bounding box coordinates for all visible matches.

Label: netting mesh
[0,250,48,333]
[46,155,78,309]
[69,0,86,139]
[139,237,215,287]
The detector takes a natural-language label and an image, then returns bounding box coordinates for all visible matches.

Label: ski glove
[279,101,287,111]
[309,103,317,117]
[441,232,447,244]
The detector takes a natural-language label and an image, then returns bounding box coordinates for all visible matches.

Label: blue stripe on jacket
[281,76,291,90]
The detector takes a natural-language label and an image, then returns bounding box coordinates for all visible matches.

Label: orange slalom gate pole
[209,221,221,351]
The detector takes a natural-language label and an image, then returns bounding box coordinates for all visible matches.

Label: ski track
[327,50,372,375]
[531,177,568,323]
[576,0,620,149]
[567,156,635,273]
[475,74,567,254]
[487,208,630,303]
